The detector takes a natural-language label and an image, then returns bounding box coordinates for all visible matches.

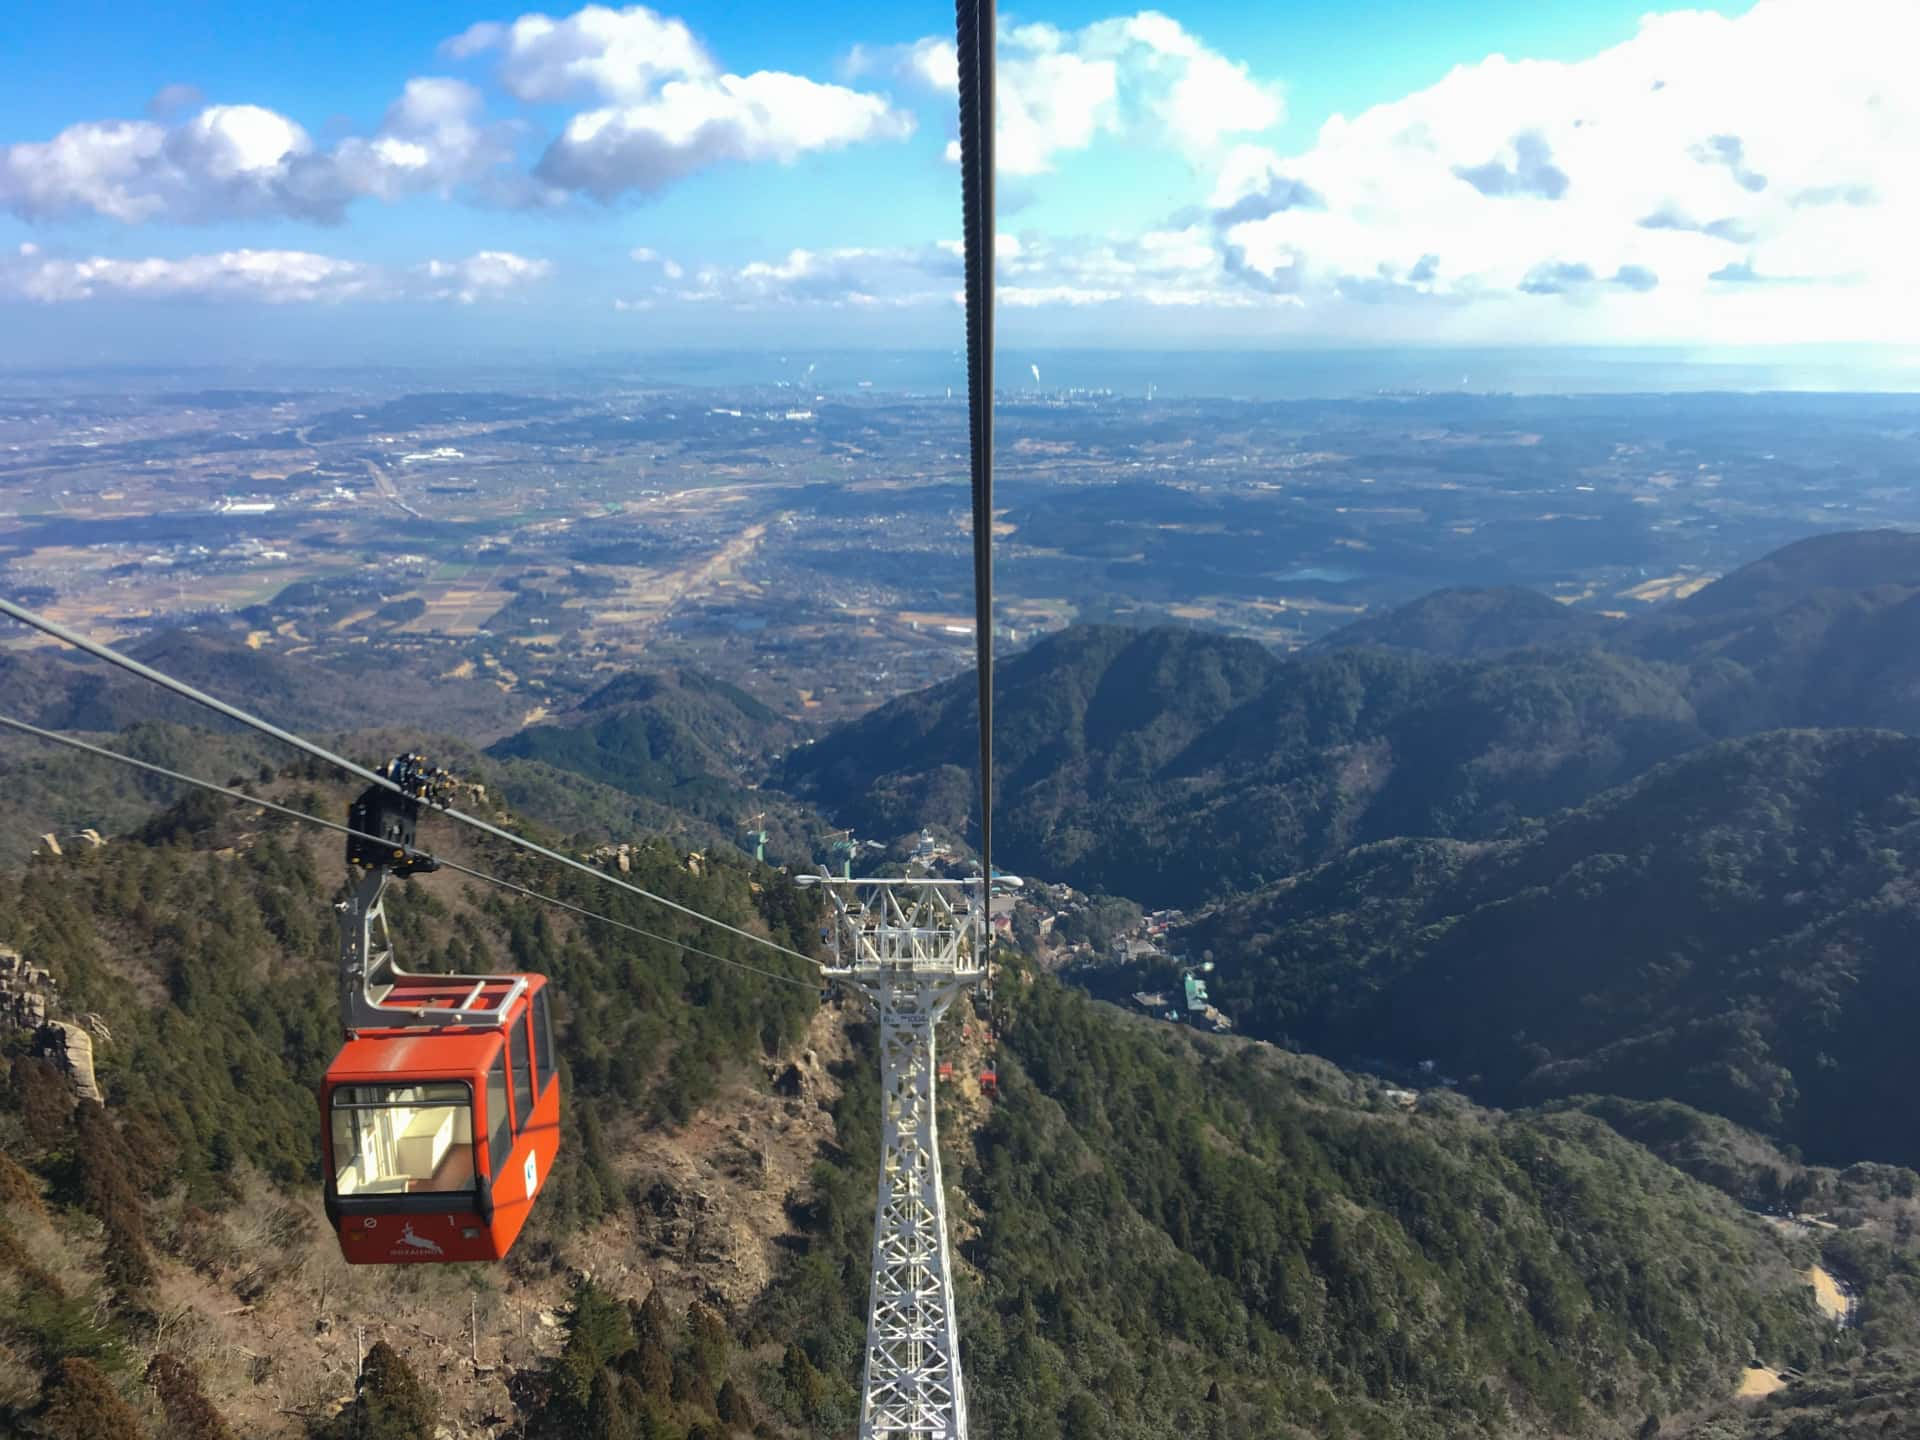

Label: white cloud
[630,246,684,279]
[878,10,1283,176]
[452,4,915,201]
[324,79,511,205]
[445,4,714,102]
[666,226,1242,312]
[0,81,508,224]
[0,247,551,304]
[672,243,963,308]
[539,72,913,199]
[742,0,1917,340]
[414,250,553,303]
[1208,0,1920,339]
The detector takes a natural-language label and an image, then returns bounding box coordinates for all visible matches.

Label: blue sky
[1,0,1912,363]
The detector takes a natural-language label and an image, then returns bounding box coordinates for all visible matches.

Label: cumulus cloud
[414,250,553,303]
[1637,207,1756,243]
[1690,133,1767,193]
[843,37,957,91]
[323,78,512,205]
[1789,183,1876,208]
[536,73,912,199]
[1518,260,1594,295]
[0,80,509,224]
[446,5,713,101]
[1203,146,1324,233]
[0,244,550,303]
[1205,0,1920,338]
[1452,131,1569,199]
[875,11,1282,176]
[1707,257,1816,286]
[716,0,1907,338]
[450,4,914,201]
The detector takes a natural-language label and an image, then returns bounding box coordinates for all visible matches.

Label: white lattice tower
[809,876,985,1440]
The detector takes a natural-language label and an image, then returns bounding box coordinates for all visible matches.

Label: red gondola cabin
[321,970,561,1265]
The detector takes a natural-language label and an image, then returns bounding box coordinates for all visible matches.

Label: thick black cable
[956,0,995,889]
[0,596,820,969]
[0,714,822,993]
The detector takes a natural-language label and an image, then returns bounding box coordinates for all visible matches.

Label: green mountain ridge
[782,529,1920,907]
[1162,728,1920,1171]
[782,623,1713,906]
[3,757,1908,1437]
[486,665,820,860]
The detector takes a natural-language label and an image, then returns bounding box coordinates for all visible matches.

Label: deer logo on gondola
[395,1223,443,1257]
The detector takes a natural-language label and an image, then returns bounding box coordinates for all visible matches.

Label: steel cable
[0,714,822,992]
[0,596,821,970]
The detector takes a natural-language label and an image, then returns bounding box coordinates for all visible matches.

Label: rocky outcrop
[36,1021,102,1103]
[0,945,56,1030]
[2,944,105,1101]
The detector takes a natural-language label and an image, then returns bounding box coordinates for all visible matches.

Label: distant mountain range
[784,528,1920,906]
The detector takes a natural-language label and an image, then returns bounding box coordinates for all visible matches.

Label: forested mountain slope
[487,667,821,859]
[0,721,751,874]
[1166,729,1920,1171]
[3,754,1898,1438]
[783,530,1920,907]
[783,622,1710,905]
[1318,585,1617,657]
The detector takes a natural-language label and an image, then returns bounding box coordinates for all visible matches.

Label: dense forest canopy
[2,762,1902,1438]
[784,530,1920,907]
[1157,729,1920,1171]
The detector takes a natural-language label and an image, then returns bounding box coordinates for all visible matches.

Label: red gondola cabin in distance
[319,755,561,1265]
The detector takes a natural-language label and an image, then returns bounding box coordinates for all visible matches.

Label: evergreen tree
[554,1282,636,1417]
[147,1352,238,1440]
[330,1341,438,1440]
[586,1367,637,1440]
[715,1378,753,1429]
[8,1056,70,1150]
[38,1358,144,1440]
[686,1301,729,1387]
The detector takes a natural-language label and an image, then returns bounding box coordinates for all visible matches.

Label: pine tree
[39,1358,145,1440]
[9,1055,71,1150]
[586,1367,637,1440]
[631,1337,673,1400]
[70,1101,154,1297]
[715,1378,753,1429]
[345,1341,438,1440]
[555,1281,636,1415]
[147,1352,239,1440]
[686,1300,729,1387]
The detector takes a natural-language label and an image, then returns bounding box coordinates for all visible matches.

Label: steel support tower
[807,875,985,1440]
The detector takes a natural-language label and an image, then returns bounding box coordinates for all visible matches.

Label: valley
[7,403,1920,1438]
